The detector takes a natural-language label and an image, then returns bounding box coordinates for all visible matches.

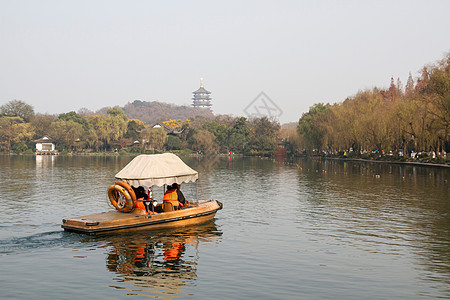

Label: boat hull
[62,200,222,234]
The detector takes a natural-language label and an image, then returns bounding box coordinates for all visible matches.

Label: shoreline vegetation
[290,52,449,166]
[1,53,449,167]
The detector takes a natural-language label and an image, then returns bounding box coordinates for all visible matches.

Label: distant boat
[62,153,222,234]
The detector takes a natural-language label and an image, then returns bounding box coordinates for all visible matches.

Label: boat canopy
[115,153,198,187]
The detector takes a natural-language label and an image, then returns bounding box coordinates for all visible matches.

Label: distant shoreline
[3,152,449,169]
[322,156,450,169]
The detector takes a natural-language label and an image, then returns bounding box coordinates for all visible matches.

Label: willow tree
[297,103,332,153]
[423,54,450,156]
[50,119,84,151]
[88,115,108,150]
[106,108,128,146]
[333,99,358,152]
[388,97,417,154]
[141,127,167,151]
[354,90,390,151]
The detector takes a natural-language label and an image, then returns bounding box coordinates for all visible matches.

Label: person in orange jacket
[172,183,190,208]
[163,185,180,210]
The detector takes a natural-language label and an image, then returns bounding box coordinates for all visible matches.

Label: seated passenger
[172,183,190,208]
[163,185,180,210]
[134,186,151,214]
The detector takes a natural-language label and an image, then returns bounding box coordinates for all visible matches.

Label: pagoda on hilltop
[192,78,212,109]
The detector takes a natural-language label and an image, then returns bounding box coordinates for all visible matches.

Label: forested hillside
[0,98,280,156]
[122,100,214,124]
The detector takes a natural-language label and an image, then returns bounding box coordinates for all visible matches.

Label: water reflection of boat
[100,221,222,297]
[62,154,222,234]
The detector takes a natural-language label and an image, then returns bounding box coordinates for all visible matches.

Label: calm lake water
[0,155,449,299]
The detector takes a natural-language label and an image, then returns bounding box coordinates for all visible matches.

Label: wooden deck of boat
[62,200,222,234]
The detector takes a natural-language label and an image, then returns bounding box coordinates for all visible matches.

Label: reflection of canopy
[115,153,198,187]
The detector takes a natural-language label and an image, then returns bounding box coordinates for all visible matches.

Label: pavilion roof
[193,86,211,94]
[33,136,55,143]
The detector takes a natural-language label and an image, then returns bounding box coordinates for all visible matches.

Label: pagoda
[192,78,212,109]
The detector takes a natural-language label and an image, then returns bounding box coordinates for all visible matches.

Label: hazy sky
[1,0,449,123]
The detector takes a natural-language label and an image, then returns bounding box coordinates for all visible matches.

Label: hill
[101,100,214,124]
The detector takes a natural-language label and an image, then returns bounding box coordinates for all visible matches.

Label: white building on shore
[34,136,56,154]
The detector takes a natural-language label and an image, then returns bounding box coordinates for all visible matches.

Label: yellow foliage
[128,119,144,126]
[162,119,190,129]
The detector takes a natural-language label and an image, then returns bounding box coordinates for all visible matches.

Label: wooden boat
[62,153,222,234]
[62,200,222,234]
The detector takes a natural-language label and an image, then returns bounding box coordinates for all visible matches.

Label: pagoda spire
[200,77,204,88]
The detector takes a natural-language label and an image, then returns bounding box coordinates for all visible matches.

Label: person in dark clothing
[136,186,148,200]
[132,186,146,200]
[133,186,151,213]
[172,183,189,208]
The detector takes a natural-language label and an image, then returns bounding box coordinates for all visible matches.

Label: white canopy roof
[115,153,198,187]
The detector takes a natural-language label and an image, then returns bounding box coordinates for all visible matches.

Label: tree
[142,127,167,151]
[88,115,108,150]
[297,103,331,153]
[353,91,388,151]
[396,77,404,99]
[12,141,29,153]
[103,108,128,148]
[415,66,430,93]
[202,120,230,152]
[0,100,35,122]
[125,119,145,140]
[228,117,251,153]
[106,113,127,145]
[389,97,417,155]
[405,72,415,97]
[248,117,280,155]
[420,53,450,156]
[31,113,57,138]
[50,119,83,151]
[107,107,128,121]
[165,135,182,150]
[249,136,276,155]
[77,107,95,118]
[0,116,34,151]
[58,111,89,131]
[387,76,398,101]
[86,112,127,151]
[332,100,357,152]
[191,129,218,154]
[84,128,100,151]
[249,116,280,138]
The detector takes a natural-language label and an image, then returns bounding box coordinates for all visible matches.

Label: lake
[0,155,449,299]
